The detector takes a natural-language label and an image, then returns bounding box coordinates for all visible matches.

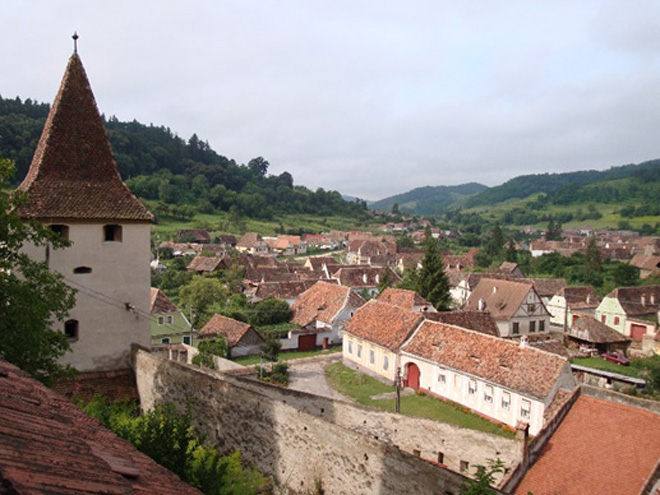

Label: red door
[406,363,420,390]
[631,324,646,340]
[298,334,316,351]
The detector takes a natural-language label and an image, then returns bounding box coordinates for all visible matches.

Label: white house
[400,321,576,435]
[17,51,153,372]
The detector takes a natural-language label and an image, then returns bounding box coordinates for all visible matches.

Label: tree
[192,336,228,368]
[179,276,229,327]
[260,337,282,362]
[250,298,291,326]
[416,228,452,310]
[546,220,562,241]
[0,157,77,385]
[460,459,505,495]
[485,222,504,258]
[505,239,517,263]
[247,156,269,177]
[584,236,602,273]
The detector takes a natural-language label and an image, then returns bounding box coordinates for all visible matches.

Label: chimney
[516,422,530,469]
[492,286,498,295]
[519,335,528,348]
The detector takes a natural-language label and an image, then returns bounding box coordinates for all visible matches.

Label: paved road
[286,354,350,401]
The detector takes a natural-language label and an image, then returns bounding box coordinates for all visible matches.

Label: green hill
[369,183,487,215]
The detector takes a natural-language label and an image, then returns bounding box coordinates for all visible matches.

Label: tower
[17,46,153,372]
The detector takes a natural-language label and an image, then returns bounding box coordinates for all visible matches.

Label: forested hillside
[0,95,368,221]
[369,183,487,215]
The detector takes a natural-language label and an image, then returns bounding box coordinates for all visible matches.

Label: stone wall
[53,368,138,402]
[135,350,511,495]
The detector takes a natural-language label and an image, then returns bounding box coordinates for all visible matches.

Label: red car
[602,352,630,366]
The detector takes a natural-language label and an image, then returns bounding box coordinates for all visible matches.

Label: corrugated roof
[17,54,152,222]
[0,359,201,494]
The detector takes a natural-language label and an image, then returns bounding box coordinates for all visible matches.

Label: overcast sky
[2,1,660,201]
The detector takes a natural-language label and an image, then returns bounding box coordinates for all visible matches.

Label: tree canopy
[0,156,77,384]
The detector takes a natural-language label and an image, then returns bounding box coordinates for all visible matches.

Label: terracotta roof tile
[0,359,201,494]
[333,266,401,288]
[463,278,536,319]
[558,286,600,309]
[606,285,660,316]
[402,321,571,399]
[187,253,226,273]
[568,313,631,344]
[199,314,260,347]
[254,279,331,301]
[424,310,499,337]
[377,288,433,311]
[344,300,424,351]
[17,54,152,222]
[514,395,660,495]
[291,281,365,327]
[150,288,180,314]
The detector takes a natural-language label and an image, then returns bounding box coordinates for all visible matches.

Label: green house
[150,288,194,345]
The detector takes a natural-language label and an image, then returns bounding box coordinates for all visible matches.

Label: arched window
[73,266,92,274]
[64,320,79,341]
[103,224,123,242]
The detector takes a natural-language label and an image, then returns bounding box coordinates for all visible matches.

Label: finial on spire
[72,32,79,54]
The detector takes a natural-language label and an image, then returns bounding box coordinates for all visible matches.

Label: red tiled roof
[568,313,631,344]
[558,286,600,310]
[291,281,365,327]
[187,254,225,273]
[344,300,424,351]
[424,310,499,337]
[377,288,433,311]
[463,278,536,319]
[402,321,570,400]
[333,266,401,288]
[199,314,261,347]
[17,54,153,222]
[514,395,660,495]
[0,359,201,494]
[605,285,660,316]
[150,288,180,315]
[254,279,331,301]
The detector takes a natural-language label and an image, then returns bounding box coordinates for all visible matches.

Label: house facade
[400,321,576,435]
[546,286,600,327]
[17,52,153,372]
[463,279,551,338]
[595,285,660,339]
[150,288,193,346]
[342,300,424,383]
[236,232,269,255]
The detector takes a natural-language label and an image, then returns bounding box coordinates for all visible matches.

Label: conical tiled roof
[17,53,153,222]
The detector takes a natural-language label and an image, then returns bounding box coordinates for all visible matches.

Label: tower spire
[72,31,79,54]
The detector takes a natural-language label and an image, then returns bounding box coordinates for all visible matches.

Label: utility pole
[395,366,401,413]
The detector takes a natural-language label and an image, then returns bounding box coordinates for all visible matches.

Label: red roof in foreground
[514,395,660,495]
[0,359,201,494]
[17,54,152,222]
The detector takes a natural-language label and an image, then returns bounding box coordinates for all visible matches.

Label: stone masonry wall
[135,350,512,495]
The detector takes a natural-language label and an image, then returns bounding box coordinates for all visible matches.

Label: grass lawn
[571,356,641,378]
[325,362,515,438]
[232,346,342,366]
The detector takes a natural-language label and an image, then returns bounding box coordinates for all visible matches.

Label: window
[50,224,69,240]
[614,316,620,325]
[460,460,469,473]
[383,355,389,371]
[437,452,444,464]
[167,315,173,324]
[512,322,520,335]
[438,373,446,384]
[468,379,477,395]
[484,385,493,403]
[357,344,362,358]
[73,266,92,274]
[539,320,545,332]
[502,391,511,410]
[64,319,79,341]
[521,399,531,419]
[183,336,192,345]
[157,316,164,325]
[103,224,123,242]
[529,321,536,333]
[369,349,375,365]
[348,340,353,354]
[161,337,171,344]
[601,315,607,323]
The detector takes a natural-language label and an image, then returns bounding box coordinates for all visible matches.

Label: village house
[303,234,336,251]
[236,232,269,255]
[546,286,600,327]
[176,228,211,244]
[496,261,525,277]
[377,288,436,313]
[17,51,153,372]
[394,249,424,274]
[595,285,660,339]
[251,279,327,305]
[463,278,551,338]
[290,281,365,349]
[150,288,194,346]
[400,321,576,435]
[345,238,397,266]
[199,314,264,357]
[564,313,630,355]
[332,266,401,298]
[186,252,231,274]
[343,300,425,384]
[629,253,660,279]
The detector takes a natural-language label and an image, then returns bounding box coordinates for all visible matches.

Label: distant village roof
[0,359,201,495]
[377,288,434,312]
[344,300,424,351]
[402,321,570,400]
[17,54,153,222]
[187,253,227,273]
[236,232,265,248]
[333,266,401,288]
[176,229,211,243]
[254,279,330,301]
[424,310,500,337]
[558,286,600,310]
[522,278,566,299]
[291,281,365,327]
[514,395,660,495]
[199,314,261,348]
[629,253,660,272]
[150,288,180,315]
